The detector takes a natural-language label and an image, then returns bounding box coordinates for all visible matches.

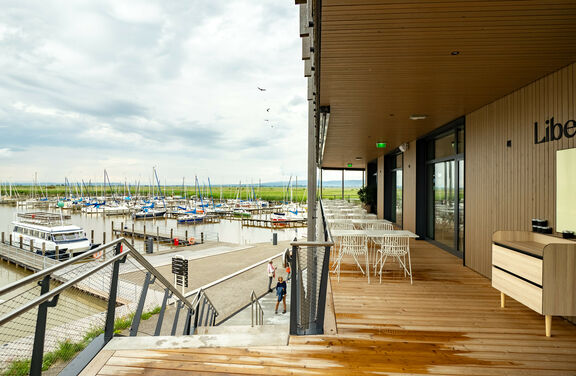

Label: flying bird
[266,108,270,112]
[257,87,266,91]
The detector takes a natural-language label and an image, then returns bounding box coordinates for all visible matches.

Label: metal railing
[289,200,333,335]
[0,238,217,376]
[250,290,264,327]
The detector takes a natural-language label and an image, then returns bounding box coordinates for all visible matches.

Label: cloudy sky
[0,0,311,185]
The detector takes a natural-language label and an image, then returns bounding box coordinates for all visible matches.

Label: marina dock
[241,217,306,228]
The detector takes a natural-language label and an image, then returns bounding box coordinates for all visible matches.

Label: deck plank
[94,241,576,375]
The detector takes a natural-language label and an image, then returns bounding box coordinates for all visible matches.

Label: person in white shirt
[267,260,276,293]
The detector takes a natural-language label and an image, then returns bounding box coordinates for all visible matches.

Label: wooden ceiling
[319,0,576,168]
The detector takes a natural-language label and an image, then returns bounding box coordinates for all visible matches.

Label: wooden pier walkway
[112,226,207,244]
[0,241,58,272]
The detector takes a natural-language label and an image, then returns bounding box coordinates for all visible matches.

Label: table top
[331,229,418,238]
[351,219,392,224]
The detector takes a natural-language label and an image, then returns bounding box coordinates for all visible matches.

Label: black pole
[289,245,299,335]
[30,276,59,376]
[154,289,172,336]
[104,243,125,342]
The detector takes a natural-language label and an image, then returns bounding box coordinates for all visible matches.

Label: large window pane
[458,160,464,252]
[396,170,403,225]
[433,161,455,249]
[429,133,456,160]
[457,129,465,155]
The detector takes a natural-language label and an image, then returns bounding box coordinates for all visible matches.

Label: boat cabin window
[53,232,84,242]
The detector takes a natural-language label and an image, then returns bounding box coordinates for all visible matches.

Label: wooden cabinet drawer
[492,244,542,285]
[492,267,542,313]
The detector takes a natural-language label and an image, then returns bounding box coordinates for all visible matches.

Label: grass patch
[2,307,162,376]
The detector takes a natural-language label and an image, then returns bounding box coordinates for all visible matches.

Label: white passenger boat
[10,212,97,259]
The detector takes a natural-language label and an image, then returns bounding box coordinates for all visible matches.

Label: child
[275,276,287,314]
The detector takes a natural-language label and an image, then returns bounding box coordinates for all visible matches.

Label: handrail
[0,238,197,325]
[183,250,284,299]
[250,290,263,327]
[0,251,126,326]
[0,238,124,295]
[290,241,334,247]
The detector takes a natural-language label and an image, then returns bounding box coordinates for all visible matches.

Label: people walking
[267,260,276,292]
[283,248,292,280]
[275,276,287,314]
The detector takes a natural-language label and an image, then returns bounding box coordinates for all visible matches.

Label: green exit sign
[347,163,352,167]
[376,142,387,148]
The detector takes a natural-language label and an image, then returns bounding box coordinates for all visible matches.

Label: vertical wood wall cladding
[377,155,385,219]
[403,141,417,233]
[466,63,576,278]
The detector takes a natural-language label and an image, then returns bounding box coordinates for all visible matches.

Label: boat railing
[0,238,206,376]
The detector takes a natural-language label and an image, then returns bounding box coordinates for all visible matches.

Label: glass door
[430,161,456,249]
[424,125,464,256]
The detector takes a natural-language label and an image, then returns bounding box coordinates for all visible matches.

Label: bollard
[272,233,278,245]
[170,228,173,240]
[30,239,34,252]
[19,236,23,249]
[103,232,106,244]
[42,243,45,258]
[9,234,12,246]
[111,221,114,237]
[121,222,124,236]
[201,232,204,243]
[185,230,188,241]
[132,223,135,237]
[91,229,94,244]
[143,225,146,238]
[55,246,59,261]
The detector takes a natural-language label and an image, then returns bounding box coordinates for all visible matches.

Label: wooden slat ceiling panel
[319,0,576,168]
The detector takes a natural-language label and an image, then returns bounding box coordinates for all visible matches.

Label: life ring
[188,237,195,245]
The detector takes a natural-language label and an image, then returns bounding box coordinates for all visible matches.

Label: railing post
[315,245,332,334]
[104,243,126,342]
[129,273,154,336]
[30,275,60,376]
[91,229,94,244]
[289,245,299,335]
[1,232,4,243]
[154,289,172,336]
[171,301,183,335]
[183,308,193,335]
[9,233,12,246]
[30,239,34,252]
[19,235,23,249]
[201,232,204,243]
[55,246,59,261]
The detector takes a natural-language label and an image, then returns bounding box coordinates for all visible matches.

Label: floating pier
[241,218,307,229]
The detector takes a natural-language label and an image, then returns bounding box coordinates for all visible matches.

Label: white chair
[335,234,369,283]
[366,222,393,230]
[375,236,412,284]
[329,222,354,269]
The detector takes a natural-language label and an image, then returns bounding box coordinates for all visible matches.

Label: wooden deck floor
[90,241,576,375]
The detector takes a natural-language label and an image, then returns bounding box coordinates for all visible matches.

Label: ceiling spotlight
[355,156,363,160]
[409,114,428,120]
[450,51,460,56]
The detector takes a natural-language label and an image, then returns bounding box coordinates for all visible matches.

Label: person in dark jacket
[275,276,287,314]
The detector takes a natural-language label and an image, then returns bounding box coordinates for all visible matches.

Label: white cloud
[0,0,307,184]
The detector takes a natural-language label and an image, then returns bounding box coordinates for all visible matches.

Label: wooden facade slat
[92,242,576,375]
[465,62,576,279]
